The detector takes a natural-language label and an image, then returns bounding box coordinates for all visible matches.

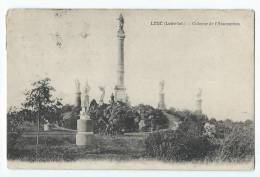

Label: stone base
[114,85,127,102]
[77,118,93,132]
[76,132,94,146]
[76,117,94,146]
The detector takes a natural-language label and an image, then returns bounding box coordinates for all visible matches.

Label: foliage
[89,100,140,135]
[61,104,80,130]
[7,107,25,158]
[89,102,169,135]
[145,111,254,162]
[178,113,208,136]
[22,77,63,124]
[217,121,254,161]
[7,78,63,159]
[145,112,216,161]
[62,104,73,113]
[145,129,217,161]
[134,104,169,131]
[7,107,25,132]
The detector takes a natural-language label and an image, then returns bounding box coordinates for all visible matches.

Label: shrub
[7,107,25,159]
[145,129,217,161]
[218,123,254,161]
[89,100,141,135]
[134,104,169,131]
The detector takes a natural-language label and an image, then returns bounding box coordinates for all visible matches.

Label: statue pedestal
[76,114,94,146]
[76,131,94,146]
[114,85,126,102]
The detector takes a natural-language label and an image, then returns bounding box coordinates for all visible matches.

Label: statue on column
[159,80,165,93]
[158,80,166,110]
[99,86,105,106]
[118,14,124,33]
[82,81,91,113]
[75,79,80,93]
[197,88,202,99]
[195,88,203,115]
[74,79,81,110]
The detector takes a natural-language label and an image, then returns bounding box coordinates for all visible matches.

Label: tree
[22,77,63,124]
[22,77,63,160]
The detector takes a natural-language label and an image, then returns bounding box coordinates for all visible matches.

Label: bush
[134,104,169,131]
[144,111,214,161]
[7,107,25,159]
[218,123,254,161]
[144,112,254,162]
[145,129,217,161]
[89,100,141,135]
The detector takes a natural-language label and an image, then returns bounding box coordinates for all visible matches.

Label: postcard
[7,9,254,170]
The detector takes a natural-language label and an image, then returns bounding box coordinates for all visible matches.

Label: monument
[76,80,94,146]
[114,14,127,102]
[99,86,105,105]
[158,80,166,110]
[195,88,203,115]
[75,79,81,108]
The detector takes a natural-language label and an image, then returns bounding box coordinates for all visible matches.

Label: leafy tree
[20,77,63,160]
[22,77,63,125]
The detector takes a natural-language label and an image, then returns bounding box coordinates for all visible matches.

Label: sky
[7,9,254,121]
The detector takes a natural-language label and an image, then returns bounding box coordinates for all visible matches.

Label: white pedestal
[76,132,94,146]
[76,116,94,146]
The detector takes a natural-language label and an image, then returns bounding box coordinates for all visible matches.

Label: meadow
[8,131,148,162]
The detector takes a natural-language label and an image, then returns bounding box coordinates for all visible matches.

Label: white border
[0,0,259,177]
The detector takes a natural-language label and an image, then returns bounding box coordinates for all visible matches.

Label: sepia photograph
[6,9,254,170]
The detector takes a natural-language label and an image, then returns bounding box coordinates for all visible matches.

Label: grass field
[8,131,149,161]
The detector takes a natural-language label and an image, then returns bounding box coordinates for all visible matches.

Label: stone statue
[195,88,203,114]
[75,79,80,93]
[159,80,165,93]
[118,14,124,32]
[197,88,202,99]
[99,86,105,105]
[82,81,91,113]
[74,79,81,108]
[158,80,166,110]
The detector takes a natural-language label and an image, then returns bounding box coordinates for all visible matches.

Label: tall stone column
[75,79,81,109]
[195,88,202,115]
[114,14,127,102]
[158,80,166,110]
